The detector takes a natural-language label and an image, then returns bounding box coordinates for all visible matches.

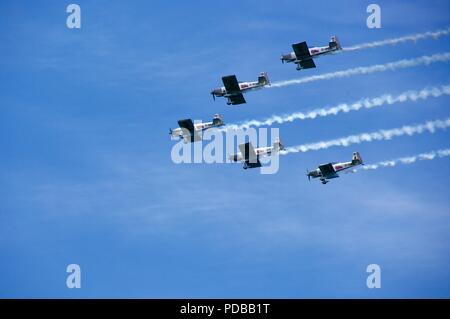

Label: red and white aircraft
[229,138,284,169]
[281,36,341,70]
[170,114,224,143]
[307,152,363,184]
[211,72,270,105]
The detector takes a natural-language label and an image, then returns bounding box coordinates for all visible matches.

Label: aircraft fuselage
[212,81,266,98]
[170,122,215,139]
[308,160,355,179]
[282,45,339,64]
[230,146,276,162]
[170,115,224,140]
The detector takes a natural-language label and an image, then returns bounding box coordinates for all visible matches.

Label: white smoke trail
[342,28,450,52]
[270,52,450,88]
[352,149,450,172]
[223,85,450,131]
[281,118,450,154]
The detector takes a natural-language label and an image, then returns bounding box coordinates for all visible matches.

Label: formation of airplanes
[170,35,362,184]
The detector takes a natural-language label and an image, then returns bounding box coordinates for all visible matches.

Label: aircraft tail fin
[352,152,363,165]
[273,137,284,152]
[212,114,224,126]
[258,72,270,86]
[329,36,341,50]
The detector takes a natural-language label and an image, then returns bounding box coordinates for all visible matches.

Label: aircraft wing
[228,93,246,105]
[222,75,241,93]
[177,119,201,142]
[318,163,339,179]
[292,42,311,59]
[239,142,262,168]
[298,58,316,69]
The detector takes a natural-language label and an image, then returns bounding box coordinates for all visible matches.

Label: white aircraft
[307,152,363,184]
[211,72,270,105]
[229,138,284,169]
[281,36,341,70]
[170,114,224,143]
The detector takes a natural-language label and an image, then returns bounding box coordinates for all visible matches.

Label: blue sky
[1,0,449,298]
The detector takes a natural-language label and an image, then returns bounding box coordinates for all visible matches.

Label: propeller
[211,92,215,101]
[306,170,311,181]
[169,128,173,136]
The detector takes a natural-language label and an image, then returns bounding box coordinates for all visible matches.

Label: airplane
[229,138,284,169]
[307,152,363,184]
[281,36,342,70]
[170,114,224,143]
[211,72,270,105]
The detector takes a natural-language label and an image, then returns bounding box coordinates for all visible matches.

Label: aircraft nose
[211,88,221,95]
